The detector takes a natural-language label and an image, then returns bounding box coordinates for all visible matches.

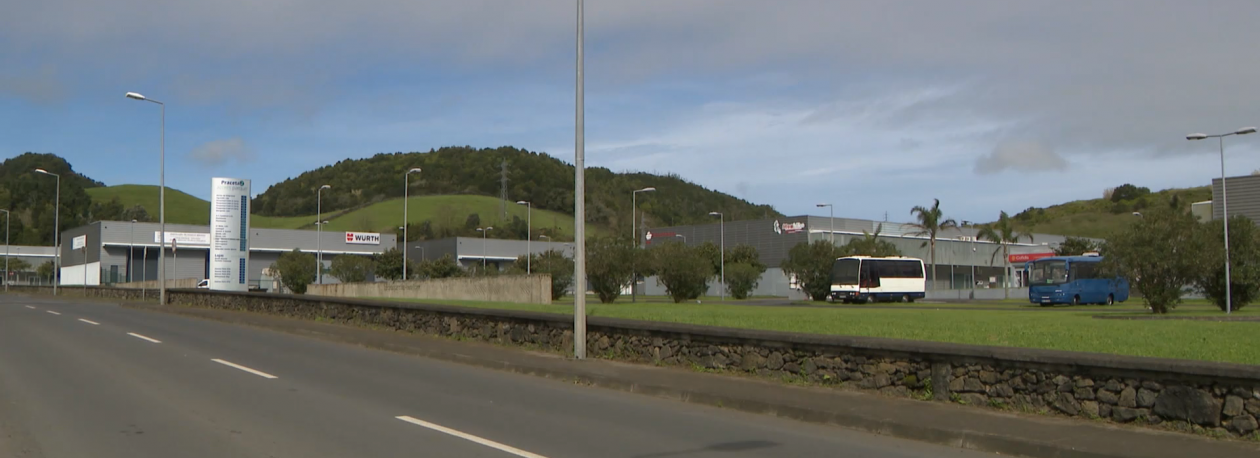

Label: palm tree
[904,199,958,289]
[976,211,1034,299]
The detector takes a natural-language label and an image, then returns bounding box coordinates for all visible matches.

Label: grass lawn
[88,185,212,225]
[385,296,1260,365]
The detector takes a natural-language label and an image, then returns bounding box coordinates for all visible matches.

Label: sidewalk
[124,301,1260,458]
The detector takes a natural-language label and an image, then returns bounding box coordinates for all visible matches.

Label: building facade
[1,245,58,285]
[59,221,396,288]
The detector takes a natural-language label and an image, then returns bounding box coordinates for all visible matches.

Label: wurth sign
[345,232,381,245]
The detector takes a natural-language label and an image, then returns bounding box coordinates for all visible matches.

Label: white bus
[829,256,927,303]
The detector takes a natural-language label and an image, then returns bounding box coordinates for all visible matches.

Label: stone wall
[305,275,551,304]
[157,289,1260,440]
[115,278,201,289]
[5,284,159,301]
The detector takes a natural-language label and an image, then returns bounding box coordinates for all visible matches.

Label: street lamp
[1187,126,1256,314]
[1132,212,1143,218]
[125,91,167,304]
[709,211,724,301]
[631,187,656,303]
[476,227,494,269]
[34,168,59,295]
[516,201,532,274]
[816,203,834,244]
[403,167,422,280]
[1,209,8,292]
[574,0,588,360]
[316,185,331,284]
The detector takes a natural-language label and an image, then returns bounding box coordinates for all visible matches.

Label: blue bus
[1026,255,1130,306]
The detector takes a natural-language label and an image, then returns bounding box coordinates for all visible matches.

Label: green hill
[251,146,782,236]
[1004,184,1212,238]
[87,185,585,239]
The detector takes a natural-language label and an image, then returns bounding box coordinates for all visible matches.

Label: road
[0,296,993,458]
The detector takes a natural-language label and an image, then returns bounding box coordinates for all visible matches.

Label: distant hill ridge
[1000,183,1211,238]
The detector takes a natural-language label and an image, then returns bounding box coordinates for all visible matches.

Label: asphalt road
[0,296,994,458]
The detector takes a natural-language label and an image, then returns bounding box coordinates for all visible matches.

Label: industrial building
[58,221,396,288]
[0,245,58,285]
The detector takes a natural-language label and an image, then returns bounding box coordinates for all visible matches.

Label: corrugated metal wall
[1212,175,1260,222]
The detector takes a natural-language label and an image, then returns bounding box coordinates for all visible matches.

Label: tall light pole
[34,168,59,295]
[573,0,588,360]
[1,209,8,292]
[962,221,976,300]
[631,187,656,303]
[125,92,166,304]
[317,184,331,284]
[709,211,724,301]
[516,201,532,274]
[403,167,422,280]
[476,227,494,269]
[1188,126,1256,315]
[816,203,833,244]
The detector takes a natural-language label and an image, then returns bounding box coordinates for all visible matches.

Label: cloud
[0,66,67,104]
[974,141,1068,175]
[188,138,254,166]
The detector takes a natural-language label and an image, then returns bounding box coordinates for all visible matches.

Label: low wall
[159,289,1260,439]
[116,278,201,290]
[4,284,159,301]
[305,275,551,304]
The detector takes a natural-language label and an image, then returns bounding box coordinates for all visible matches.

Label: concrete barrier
[166,288,1260,439]
[306,275,551,304]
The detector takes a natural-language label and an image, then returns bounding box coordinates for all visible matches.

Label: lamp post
[476,227,494,269]
[516,201,533,274]
[125,92,166,304]
[709,212,724,301]
[1187,126,1256,315]
[34,168,59,295]
[961,221,976,300]
[816,203,833,244]
[1,209,8,292]
[573,0,588,360]
[631,187,656,303]
[317,185,331,284]
[403,168,422,280]
[131,220,139,295]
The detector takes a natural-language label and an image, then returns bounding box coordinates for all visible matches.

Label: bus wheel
[1072,295,1080,306]
[1106,294,1114,306]
[900,294,911,303]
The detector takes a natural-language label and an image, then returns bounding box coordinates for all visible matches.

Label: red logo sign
[1009,252,1055,263]
[346,233,354,242]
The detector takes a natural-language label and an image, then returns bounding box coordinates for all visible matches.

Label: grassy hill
[87,185,584,238]
[1004,185,1212,238]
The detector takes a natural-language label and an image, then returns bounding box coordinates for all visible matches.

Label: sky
[2,0,1260,223]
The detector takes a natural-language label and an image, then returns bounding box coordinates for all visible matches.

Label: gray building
[59,221,396,288]
[1212,174,1260,223]
[1,245,58,285]
[405,237,575,270]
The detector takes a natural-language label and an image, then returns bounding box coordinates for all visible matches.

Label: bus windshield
[832,259,860,285]
[1030,260,1068,285]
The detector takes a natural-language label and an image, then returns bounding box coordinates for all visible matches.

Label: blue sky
[3,1,1260,223]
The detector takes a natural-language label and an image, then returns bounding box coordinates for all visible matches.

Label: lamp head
[1187,133,1208,141]
[125,92,146,101]
[1237,127,1257,135]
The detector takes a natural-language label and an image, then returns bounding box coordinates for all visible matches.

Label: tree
[1193,216,1260,312]
[905,199,957,290]
[1099,206,1200,313]
[121,205,152,222]
[373,248,412,281]
[5,258,32,274]
[328,255,373,283]
[838,223,903,257]
[976,211,1034,299]
[1110,184,1151,203]
[512,249,574,300]
[272,249,317,294]
[587,236,636,303]
[781,240,842,301]
[419,254,465,280]
[36,260,56,283]
[695,241,722,278]
[723,244,766,300]
[649,242,713,303]
[1054,237,1099,256]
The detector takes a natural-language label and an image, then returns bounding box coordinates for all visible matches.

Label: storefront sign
[346,232,382,245]
[1008,252,1055,263]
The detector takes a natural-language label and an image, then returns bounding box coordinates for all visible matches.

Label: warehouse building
[0,245,58,285]
[59,221,396,289]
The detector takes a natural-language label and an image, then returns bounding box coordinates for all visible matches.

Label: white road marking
[211,359,278,379]
[395,415,549,458]
[127,332,161,343]
[46,310,61,315]
[25,305,36,309]
[78,318,100,325]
